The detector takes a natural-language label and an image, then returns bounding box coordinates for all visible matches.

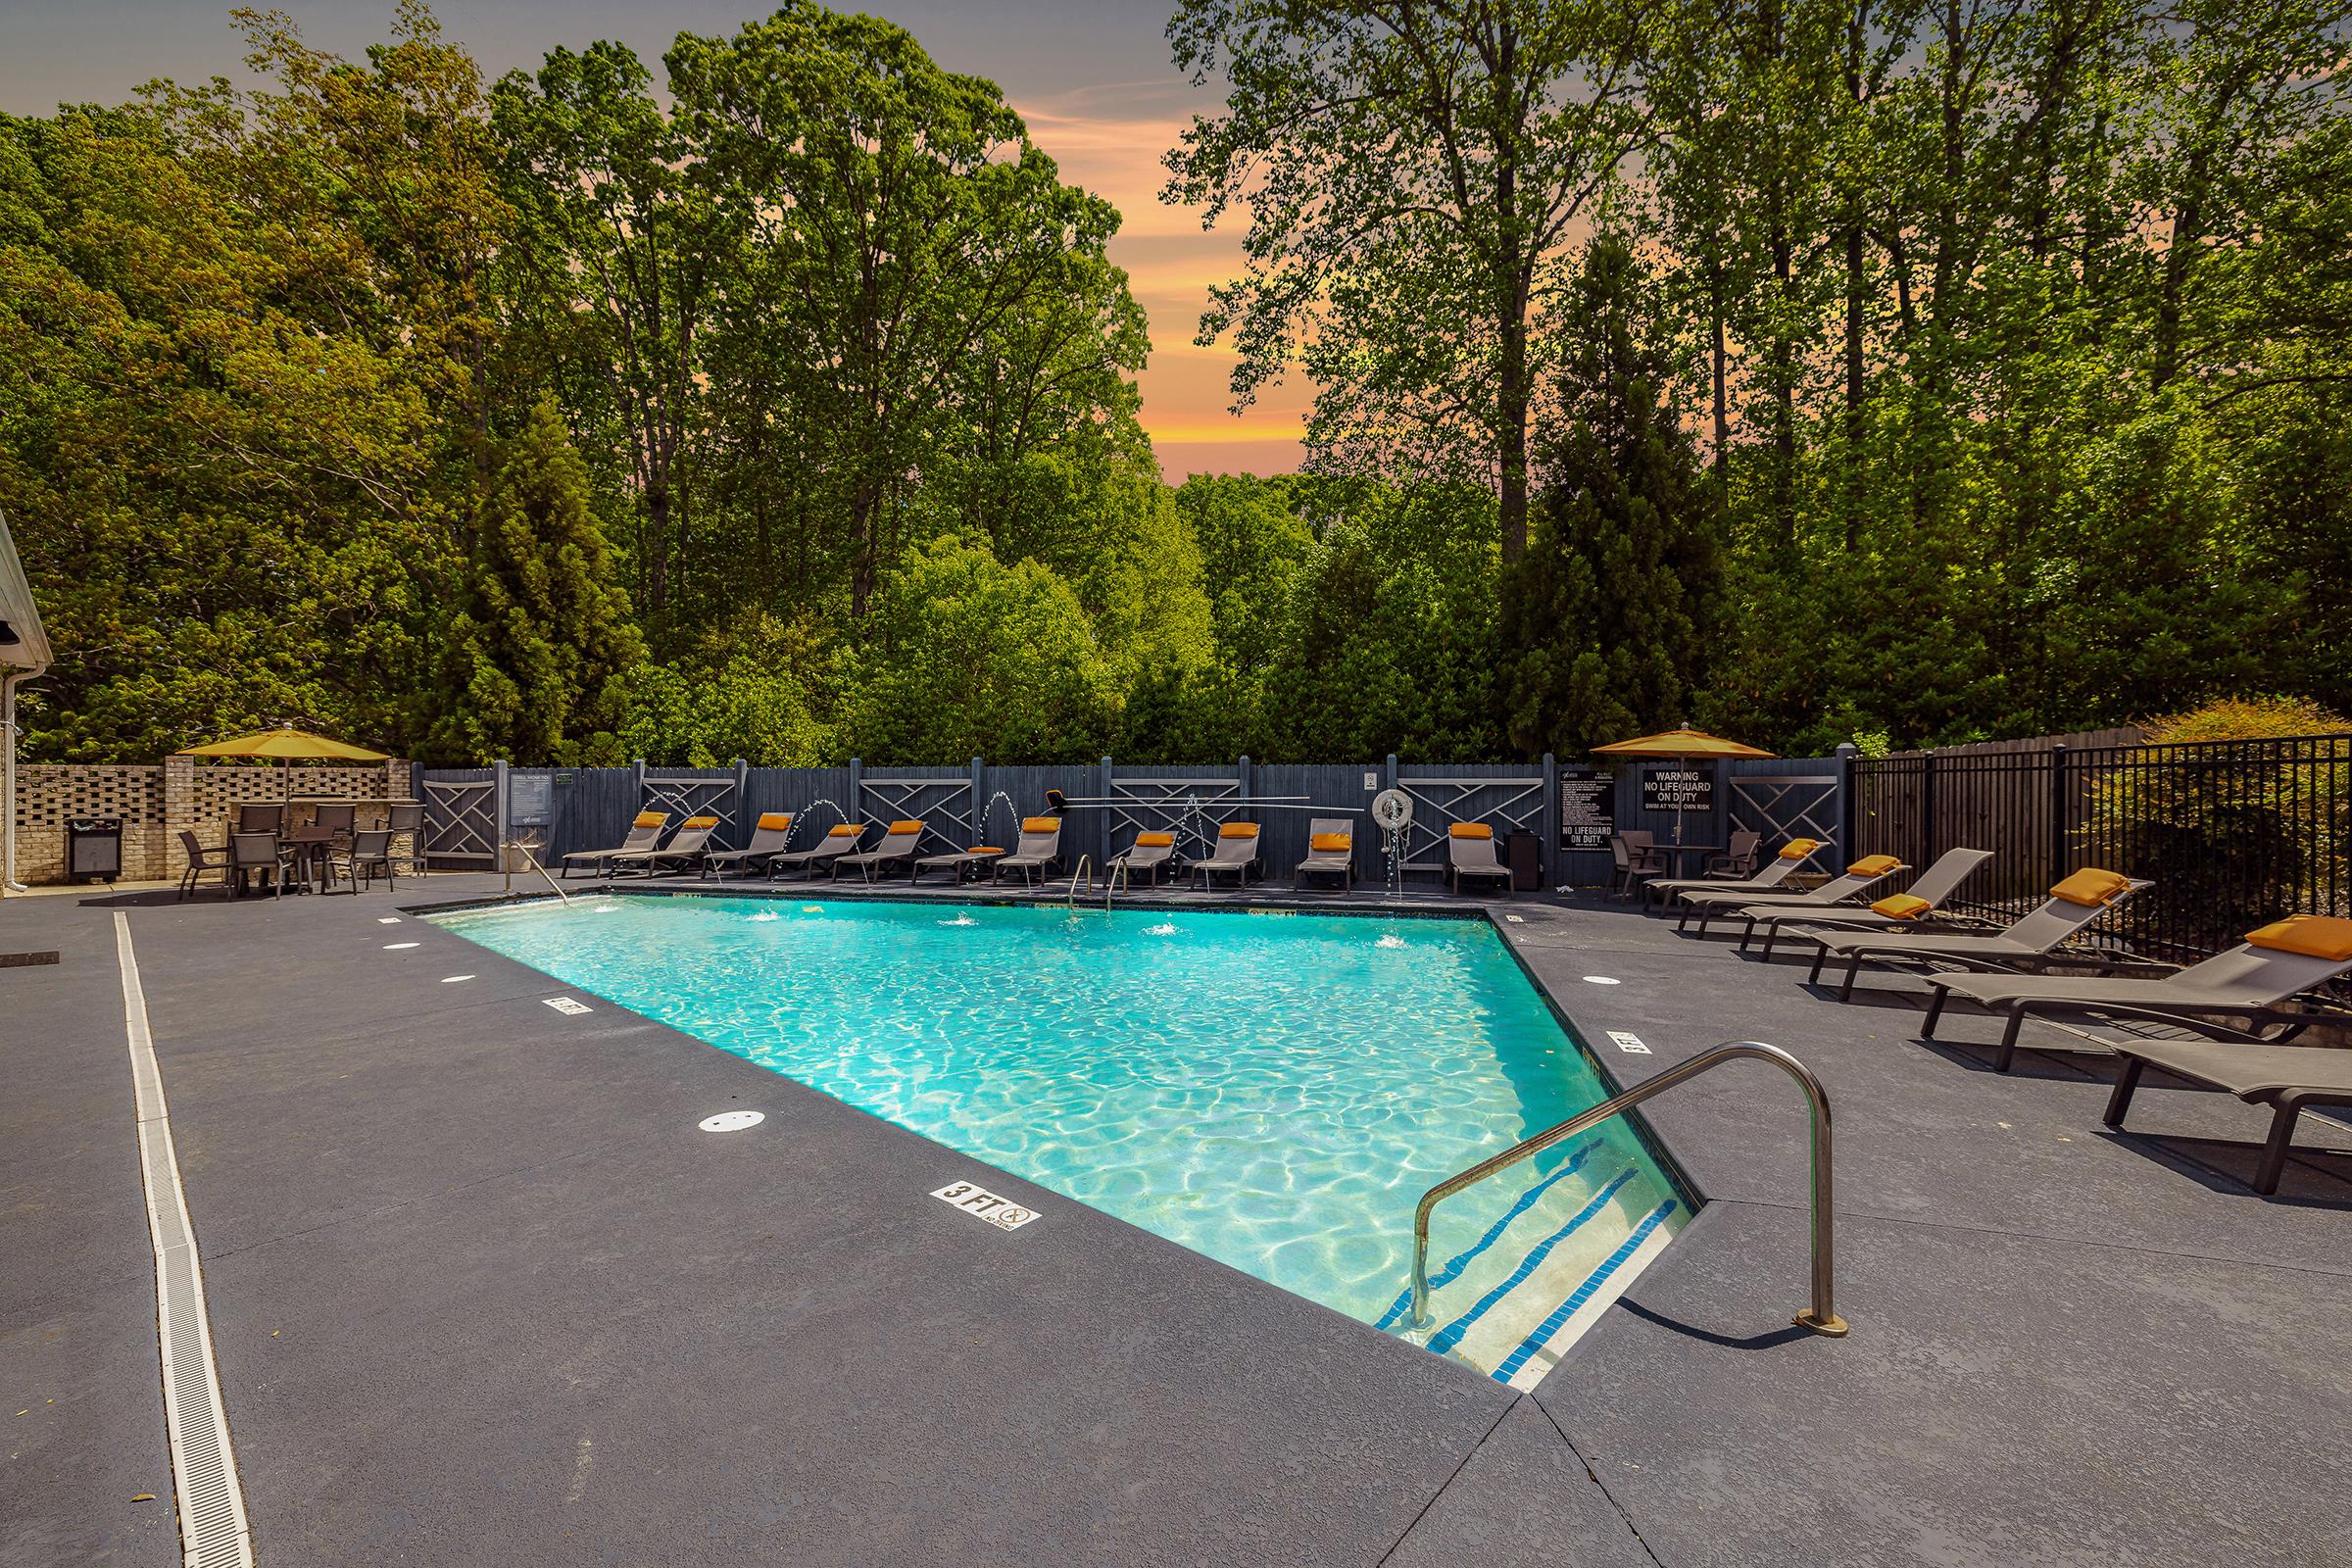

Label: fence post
[1922,747,1937,865]
[631,757,646,809]
[848,757,863,827]
[492,759,511,863]
[1100,754,1113,867]
[1238,753,1253,812]
[1834,743,1857,862]
[969,755,986,844]
[730,758,749,849]
[2048,742,2070,879]
[1540,751,1557,889]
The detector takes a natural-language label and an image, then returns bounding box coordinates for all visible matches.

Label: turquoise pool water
[431,896,1683,1369]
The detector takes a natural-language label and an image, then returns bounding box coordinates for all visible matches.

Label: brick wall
[10,758,411,884]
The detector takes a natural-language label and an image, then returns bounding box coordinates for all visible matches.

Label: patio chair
[991,817,1062,886]
[1919,914,2352,1074]
[1740,847,1995,956]
[1676,855,1908,935]
[386,801,426,876]
[1192,822,1261,891]
[228,832,290,898]
[1807,868,2153,1001]
[563,811,668,879]
[609,815,721,877]
[175,829,232,900]
[703,812,795,879]
[1610,831,1667,901]
[768,823,864,880]
[2106,1040,2352,1196]
[236,802,285,836]
[313,802,357,845]
[1705,830,1764,880]
[1297,817,1356,892]
[1446,822,1513,898]
[835,819,925,882]
[1108,830,1180,887]
[326,829,398,893]
[1642,837,1816,911]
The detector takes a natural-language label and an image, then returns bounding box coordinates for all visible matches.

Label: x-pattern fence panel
[1395,776,1543,872]
[421,776,497,867]
[641,775,739,846]
[1731,775,1839,852]
[1105,776,1242,859]
[858,777,974,856]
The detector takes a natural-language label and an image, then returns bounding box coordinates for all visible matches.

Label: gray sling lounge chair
[834,819,925,882]
[992,817,1062,886]
[1446,823,1513,897]
[1919,916,2352,1073]
[1193,822,1261,890]
[1297,817,1356,892]
[1108,830,1179,887]
[768,822,864,880]
[1807,870,2152,1001]
[564,811,667,878]
[2104,1024,2352,1194]
[1677,855,1909,935]
[608,814,720,877]
[913,843,1005,884]
[703,811,795,879]
[1740,847,1995,956]
[1642,838,1817,911]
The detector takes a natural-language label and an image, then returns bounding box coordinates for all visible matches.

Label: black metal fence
[1852,734,2351,974]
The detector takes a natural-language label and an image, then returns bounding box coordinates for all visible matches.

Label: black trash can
[1504,829,1542,892]
[67,815,124,883]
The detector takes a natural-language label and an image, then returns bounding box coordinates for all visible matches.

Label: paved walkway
[3,873,2346,1566]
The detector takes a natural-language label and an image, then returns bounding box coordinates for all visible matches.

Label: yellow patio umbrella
[1591,727,1777,846]
[179,726,391,802]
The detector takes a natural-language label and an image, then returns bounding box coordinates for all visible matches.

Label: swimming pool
[430,895,1686,1384]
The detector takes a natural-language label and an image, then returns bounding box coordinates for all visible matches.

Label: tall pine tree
[426,397,643,762]
[1500,237,1724,754]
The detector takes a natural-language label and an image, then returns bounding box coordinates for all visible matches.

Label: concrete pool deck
[4,873,2348,1566]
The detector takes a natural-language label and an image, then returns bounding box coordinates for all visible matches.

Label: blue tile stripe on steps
[1425,1168,1638,1356]
[1491,1198,1681,1383]
[1372,1137,1605,1332]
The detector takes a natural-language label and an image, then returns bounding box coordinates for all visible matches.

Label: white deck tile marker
[440,975,474,984]
[1582,975,1621,986]
[1607,1030,1651,1055]
[376,916,402,924]
[698,1110,764,1133]
[1504,913,1525,923]
[543,996,593,1015]
[382,942,419,951]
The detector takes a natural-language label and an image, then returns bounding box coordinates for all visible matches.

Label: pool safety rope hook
[1408,1040,1847,1340]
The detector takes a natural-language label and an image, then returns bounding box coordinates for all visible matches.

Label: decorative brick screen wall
[9,758,411,884]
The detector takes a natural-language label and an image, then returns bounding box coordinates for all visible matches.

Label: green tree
[427,399,642,763]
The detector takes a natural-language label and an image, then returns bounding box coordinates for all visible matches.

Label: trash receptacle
[1504,829,1541,892]
[67,815,123,883]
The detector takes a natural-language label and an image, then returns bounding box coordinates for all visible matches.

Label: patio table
[279,826,337,892]
[1655,843,1727,878]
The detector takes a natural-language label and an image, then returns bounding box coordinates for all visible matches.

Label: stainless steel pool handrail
[1408,1041,1847,1338]
[1063,856,1094,912]
[502,836,572,905]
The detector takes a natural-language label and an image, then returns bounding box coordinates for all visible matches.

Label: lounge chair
[1297,817,1356,892]
[1193,822,1261,890]
[1642,837,1817,911]
[608,814,721,877]
[991,817,1063,886]
[1740,847,1995,956]
[768,822,865,880]
[1919,914,2352,1073]
[1807,869,2153,1001]
[1108,830,1179,887]
[913,844,1005,884]
[1446,822,1513,897]
[1676,855,1908,935]
[1610,831,1666,901]
[2106,1041,2352,1195]
[703,812,795,879]
[834,819,925,882]
[564,811,667,879]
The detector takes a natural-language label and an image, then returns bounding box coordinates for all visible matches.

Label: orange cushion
[1872,894,1933,920]
[1847,855,1900,877]
[826,824,861,839]
[888,819,924,834]
[1135,832,1174,848]
[1310,832,1351,853]
[1021,816,1060,832]
[633,811,666,828]
[1219,822,1259,839]
[968,846,1004,856]
[1778,838,1819,859]
[684,815,719,829]
[2246,915,2352,961]
[1449,822,1493,839]
[757,811,793,831]
[2050,868,2130,906]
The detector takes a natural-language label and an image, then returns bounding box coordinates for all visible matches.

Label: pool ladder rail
[1407,1041,1846,1340]
[1062,856,1124,912]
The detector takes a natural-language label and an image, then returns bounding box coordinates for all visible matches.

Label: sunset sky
[0,0,1310,476]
